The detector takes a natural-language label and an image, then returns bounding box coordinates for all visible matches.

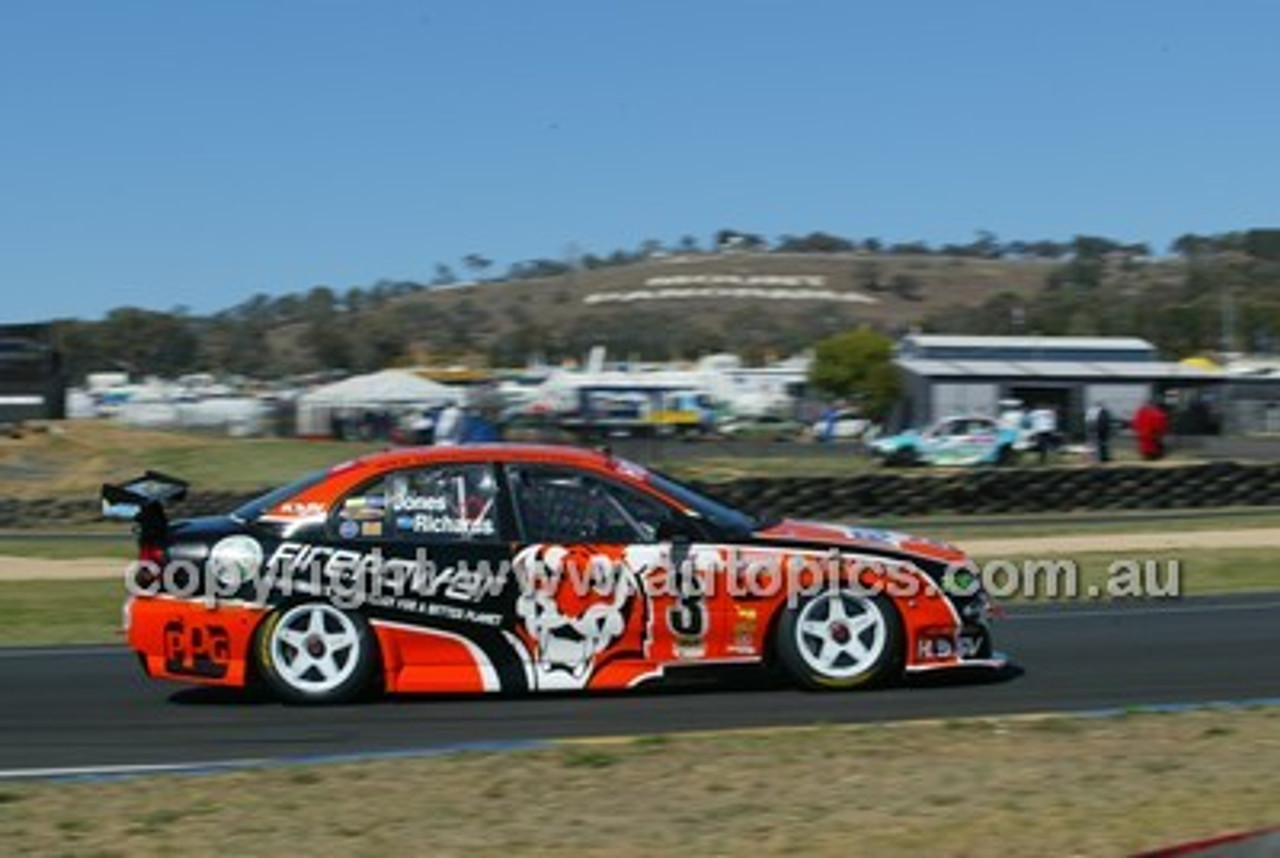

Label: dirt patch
[0,556,124,582]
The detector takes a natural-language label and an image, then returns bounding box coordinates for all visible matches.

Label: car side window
[509,466,671,544]
[335,463,502,543]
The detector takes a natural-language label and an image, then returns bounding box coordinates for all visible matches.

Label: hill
[51,228,1280,379]
[265,251,1059,370]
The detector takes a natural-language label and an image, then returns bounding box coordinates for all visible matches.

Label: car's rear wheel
[256,602,378,704]
[776,590,903,690]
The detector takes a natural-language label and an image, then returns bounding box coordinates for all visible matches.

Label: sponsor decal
[163,619,230,678]
[391,495,449,513]
[513,544,645,687]
[338,519,360,540]
[341,496,385,522]
[667,556,707,659]
[408,514,495,537]
[729,606,758,655]
[361,520,383,537]
[207,535,264,589]
[279,501,326,517]
[844,527,905,547]
[916,634,956,662]
[265,542,505,607]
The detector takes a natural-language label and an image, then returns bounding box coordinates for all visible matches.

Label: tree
[889,273,923,301]
[462,254,492,280]
[808,328,901,420]
[1071,235,1121,260]
[774,231,855,253]
[431,264,458,287]
[969,230,1003,259]
[715,229,765,252]
[1244,229,1280,261]
[638,238,666,258]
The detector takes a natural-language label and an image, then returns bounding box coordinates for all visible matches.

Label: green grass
[0,579,124,645]
[137,438,383,491]
[1,708,1277,856]
[0,422,383,498]
[968,547,1280,600]
[879,508,1280,542]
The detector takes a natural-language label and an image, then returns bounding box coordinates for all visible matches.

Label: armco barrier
[3,462,1280,529]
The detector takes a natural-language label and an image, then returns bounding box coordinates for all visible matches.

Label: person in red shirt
[1132,399,1170,461]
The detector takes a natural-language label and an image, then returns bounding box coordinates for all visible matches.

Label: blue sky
[2,0,1277,322]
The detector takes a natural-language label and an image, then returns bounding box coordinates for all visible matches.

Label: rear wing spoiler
[100,471,190,523]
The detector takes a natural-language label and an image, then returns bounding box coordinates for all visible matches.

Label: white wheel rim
[270,603,361,694]
[795,590,887,679]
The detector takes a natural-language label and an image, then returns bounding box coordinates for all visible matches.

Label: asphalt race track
[1,595,1278,775]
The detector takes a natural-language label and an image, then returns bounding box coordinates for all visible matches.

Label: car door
[321,462,528,688]
[504,464,724,690]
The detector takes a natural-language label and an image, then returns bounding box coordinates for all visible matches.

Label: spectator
[1086,401,1113,463]
[462,408,501,443]
[409,409,435,445]
[433,401,464,445]
[1029,404,1058,464]
[1133,399,1170,461]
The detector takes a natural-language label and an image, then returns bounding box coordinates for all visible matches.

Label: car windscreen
[231,468,333,521]
[643,469,760,536]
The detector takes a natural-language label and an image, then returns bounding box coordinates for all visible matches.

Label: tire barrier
[0,491,259,530]
[2,462,1280,528]
[693,461,1280,520]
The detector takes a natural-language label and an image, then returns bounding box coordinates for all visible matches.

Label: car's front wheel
[885,447,918,467]
[256,602,379,704]
[776,590,903,690]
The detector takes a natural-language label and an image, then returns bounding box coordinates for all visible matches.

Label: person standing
[1087,401,1113,463]
[433,401,464,446]
[1029,403,1058,464]
[1133,399,1169,461]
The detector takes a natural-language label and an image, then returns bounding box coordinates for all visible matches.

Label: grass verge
[968,546,1280,599]
[0,708,1276,856]
[0,580,123,645]
[882,507,1280,542]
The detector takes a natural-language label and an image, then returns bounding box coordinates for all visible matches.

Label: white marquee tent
[295,369,460,436]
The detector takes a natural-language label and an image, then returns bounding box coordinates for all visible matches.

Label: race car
[103,444,1005,703]
[868,415,1021,467]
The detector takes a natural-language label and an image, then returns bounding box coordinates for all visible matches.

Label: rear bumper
[127,596,265,688]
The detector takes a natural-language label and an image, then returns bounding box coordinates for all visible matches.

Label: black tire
[255,601,379,704]
[775,590,904,690]
[885,448,918,467]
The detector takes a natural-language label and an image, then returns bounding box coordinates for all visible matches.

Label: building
[894,334,1222,435]
[0,324,66,424]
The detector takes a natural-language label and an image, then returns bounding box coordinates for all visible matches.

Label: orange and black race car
[103,444,1006,704]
